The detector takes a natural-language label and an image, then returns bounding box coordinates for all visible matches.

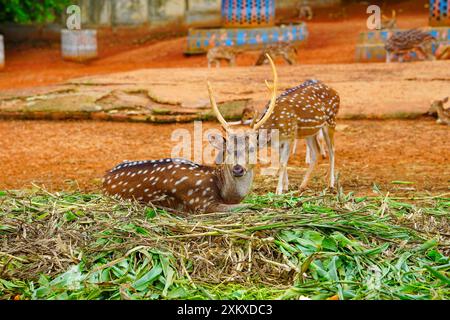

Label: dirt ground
[0,1,448,196]
[0,118,448,194]
[0,1,429,91]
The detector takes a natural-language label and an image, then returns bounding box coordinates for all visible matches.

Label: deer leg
[419,46,435,61]
[317,129,327,159]
[305,140,311,164]
[292,139,298,155]
[322,126,336,190]
[305,131,326,164]
[300,136,319,192]
[276,140,291,195]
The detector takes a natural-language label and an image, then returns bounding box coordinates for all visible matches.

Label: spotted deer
[207,46,242,68]
[255,43,298,66]
[208,59,340,195]
[385,29,436,63]
[428,97,450,125]
[102,55,279,213]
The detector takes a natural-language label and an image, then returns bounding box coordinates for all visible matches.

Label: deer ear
[443,97,449,103]
[207,133,226,150]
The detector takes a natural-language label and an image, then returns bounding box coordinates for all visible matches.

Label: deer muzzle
[232,164,245,177]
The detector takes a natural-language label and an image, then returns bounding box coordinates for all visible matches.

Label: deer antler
[207,53,278,132]
[207,81,230,131]
[253,54,278,130]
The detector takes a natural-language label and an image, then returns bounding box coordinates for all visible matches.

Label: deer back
[103,158,223,213]
[258,80,340,139]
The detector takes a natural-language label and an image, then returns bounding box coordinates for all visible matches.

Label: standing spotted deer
[207,47,242,68]
[259,80,339,194]
[255,43,298,66]
[208,61,340,195]
[103,55,279,213]
[385,29,436,63]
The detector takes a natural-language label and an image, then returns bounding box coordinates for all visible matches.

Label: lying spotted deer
[428,97,450,125]
[103,55,279,213]
[208,63,340,195]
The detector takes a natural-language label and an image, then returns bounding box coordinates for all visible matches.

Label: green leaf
[391,181,415,185]
[414,238,438,253]
[132,265,163,291]
[145,208,157,219]
[64,211,78,222]
[424,266,450,285]
[162,267,175,297]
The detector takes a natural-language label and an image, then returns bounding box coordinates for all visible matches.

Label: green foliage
[0,189,449,300]
[0,0,70,24]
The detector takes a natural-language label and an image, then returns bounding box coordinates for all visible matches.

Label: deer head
[428,96,449,114]
[206,54,278,199]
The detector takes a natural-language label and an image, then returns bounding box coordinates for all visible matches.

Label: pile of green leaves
[0,0,70,24]
[0,189,448,300]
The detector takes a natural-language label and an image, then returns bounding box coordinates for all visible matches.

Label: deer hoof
[327,186,337,194]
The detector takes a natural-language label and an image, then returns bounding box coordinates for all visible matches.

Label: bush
[0,0,70,24]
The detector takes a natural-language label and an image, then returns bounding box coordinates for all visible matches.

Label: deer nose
[232,165,245,177]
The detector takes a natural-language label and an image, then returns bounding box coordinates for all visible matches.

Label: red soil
[0,119,448,194]
[0,1,429,90]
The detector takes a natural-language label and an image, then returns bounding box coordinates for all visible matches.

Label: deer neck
[214,165,254,204]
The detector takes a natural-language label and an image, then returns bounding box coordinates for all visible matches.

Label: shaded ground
[0,119,448,194]
[0,2,429,90]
